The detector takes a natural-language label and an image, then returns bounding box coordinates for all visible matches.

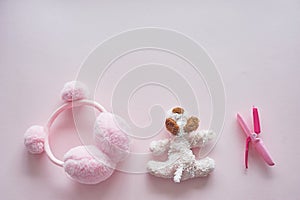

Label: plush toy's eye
[183,116,199,133]
[165,118,179,135]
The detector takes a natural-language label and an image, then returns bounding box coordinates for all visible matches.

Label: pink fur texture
[94,113,130,163]
[61,81,89,102]
[63,145,116,184]
[23,81,131,184]
[24,125,46,154]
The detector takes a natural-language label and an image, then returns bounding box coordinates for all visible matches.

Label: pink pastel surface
[1,1,299,200]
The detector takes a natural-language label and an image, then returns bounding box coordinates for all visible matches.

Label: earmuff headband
[44,99,107,167]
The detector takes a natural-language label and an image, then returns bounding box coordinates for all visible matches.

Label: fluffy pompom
[24,125,46,154]
[63,145,116,184]
[94,113,130,163]
[61,81,89,102]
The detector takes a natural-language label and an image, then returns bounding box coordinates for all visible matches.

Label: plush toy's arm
[149,139,171,156]
[189,130,216,148]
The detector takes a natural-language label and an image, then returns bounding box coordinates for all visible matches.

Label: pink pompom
[24,125,46,154]
[63,145,116,184]
[94,113,130,163]
[61,81,89,102]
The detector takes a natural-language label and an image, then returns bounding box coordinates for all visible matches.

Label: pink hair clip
[237,107,275,168]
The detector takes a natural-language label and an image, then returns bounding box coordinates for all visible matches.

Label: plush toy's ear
[24,125,46,154]
[61,81,89,102]
[165,118,179,135]
[183,116,200,133]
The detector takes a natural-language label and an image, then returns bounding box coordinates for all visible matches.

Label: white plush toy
[147,107,216,183]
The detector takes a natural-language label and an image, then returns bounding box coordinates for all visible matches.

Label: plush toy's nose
[172,107,184,114]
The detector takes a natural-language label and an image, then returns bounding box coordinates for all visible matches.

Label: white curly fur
[147,109,216,183]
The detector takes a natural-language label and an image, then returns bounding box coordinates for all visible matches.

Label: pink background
[1,0,300,200]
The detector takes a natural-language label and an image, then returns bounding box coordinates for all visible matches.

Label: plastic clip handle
[254,139,275,166]
[253,107,261,134]
[245,137,251,168]
[237,113,252,137]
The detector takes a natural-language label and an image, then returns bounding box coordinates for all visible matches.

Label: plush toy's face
[165,107,199,136]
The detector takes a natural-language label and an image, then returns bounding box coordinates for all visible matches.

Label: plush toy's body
[147,107,215,183]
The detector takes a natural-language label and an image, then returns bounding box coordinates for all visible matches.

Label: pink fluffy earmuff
[24,81,130,184]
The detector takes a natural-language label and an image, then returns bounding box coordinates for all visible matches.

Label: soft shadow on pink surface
[22,151,48,178]
[22,145,212,200]
[59,174,211,200]
[145,173,211,194]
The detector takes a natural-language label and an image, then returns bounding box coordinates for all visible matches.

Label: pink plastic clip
[237,107,275,168]
[253,107,261,134]
[245,137,251,168]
